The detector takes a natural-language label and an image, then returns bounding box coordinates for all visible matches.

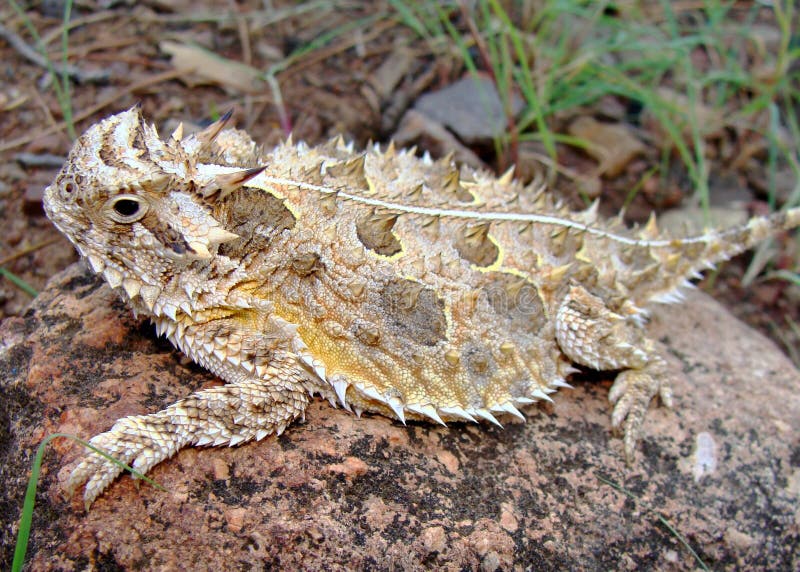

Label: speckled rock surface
[1,263,799,570]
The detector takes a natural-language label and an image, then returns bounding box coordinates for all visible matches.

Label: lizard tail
[698,206,800,264]
[622,207,800,306]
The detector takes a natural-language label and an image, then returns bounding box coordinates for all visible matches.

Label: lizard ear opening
[198,166,266,202]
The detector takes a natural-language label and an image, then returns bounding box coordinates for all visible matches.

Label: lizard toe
[609,366,672,462]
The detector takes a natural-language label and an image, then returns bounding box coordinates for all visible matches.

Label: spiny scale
[42,107,799,505]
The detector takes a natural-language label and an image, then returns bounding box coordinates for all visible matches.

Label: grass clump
[391,0,800,215]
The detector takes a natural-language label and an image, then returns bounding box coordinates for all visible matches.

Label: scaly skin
[43,107,800,506]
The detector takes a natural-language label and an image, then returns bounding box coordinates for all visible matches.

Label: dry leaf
[160,41,265,94]
[568,116,645,177]
[646,87,725,141]
[368,45,414,100]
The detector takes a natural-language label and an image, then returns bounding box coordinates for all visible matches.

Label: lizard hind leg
[555,283,674,461]
[66,367,311,508]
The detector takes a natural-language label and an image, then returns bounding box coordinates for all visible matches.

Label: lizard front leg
[66,312,318,506]
[555,284,674,461]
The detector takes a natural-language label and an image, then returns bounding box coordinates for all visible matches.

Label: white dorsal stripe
[256,175,715,248]
[196,164,741,249]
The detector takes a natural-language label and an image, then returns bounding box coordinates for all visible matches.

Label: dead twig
[83,53,172,70]
[28,85,73,149]
[39,10,119,46]
[135,1,329,26]
[278,17,398,79]
[14,153,66,168]
[65,37,147,59]
[458,1,519,170]
[229,0,255,120]
[0,69,185,153]
[0,21,109,84]
[0,238,62,267]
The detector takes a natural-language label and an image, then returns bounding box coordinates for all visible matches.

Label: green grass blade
[267,12,384,76]
[12,433,166,572]
[11,434,57,572]
[387,0,429,38]
[0,267,38,297]
[9,0,77,140]
[766,269,800,288]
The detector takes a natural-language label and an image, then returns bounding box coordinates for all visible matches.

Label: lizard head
[43,106,263,304]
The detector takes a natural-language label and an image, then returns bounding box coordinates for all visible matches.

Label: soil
[0,1,797,361]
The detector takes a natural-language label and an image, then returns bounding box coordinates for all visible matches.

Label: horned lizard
[43,106,800,506]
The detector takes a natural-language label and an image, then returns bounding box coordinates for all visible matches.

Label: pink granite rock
[1,263,799,570]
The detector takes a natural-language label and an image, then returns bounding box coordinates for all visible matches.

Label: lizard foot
[608,359,673,462]
[65,414,189,508]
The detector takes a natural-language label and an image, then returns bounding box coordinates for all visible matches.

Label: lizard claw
[609,365,673,462]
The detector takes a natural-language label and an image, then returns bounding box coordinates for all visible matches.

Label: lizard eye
[106,194,149,223]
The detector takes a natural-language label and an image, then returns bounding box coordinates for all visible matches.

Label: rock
[413,76,525,144]
[393,109,486,169]
[1,263,800,570]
